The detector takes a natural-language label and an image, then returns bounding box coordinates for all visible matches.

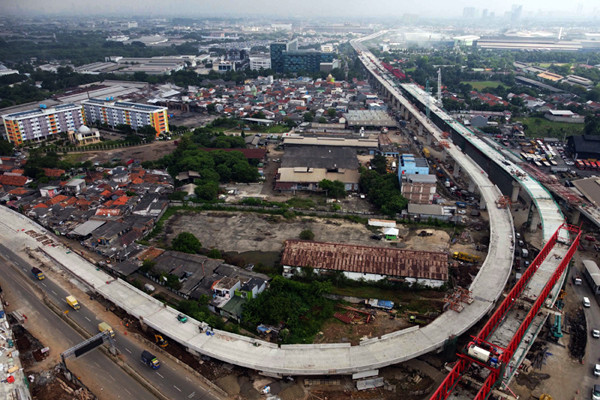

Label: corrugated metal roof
[281,240,447,281]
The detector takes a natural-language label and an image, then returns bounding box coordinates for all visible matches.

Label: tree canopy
[171,232,202,254]
[318,179,346,198]
[359,167,408,217]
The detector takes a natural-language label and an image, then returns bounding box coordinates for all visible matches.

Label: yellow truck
[452,251,481,263]
[66,295,80,310]
[98,322,115,338]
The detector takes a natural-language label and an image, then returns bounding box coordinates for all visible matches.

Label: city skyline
[2,0,599,18]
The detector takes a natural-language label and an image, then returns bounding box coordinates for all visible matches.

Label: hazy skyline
[2,0,600,18]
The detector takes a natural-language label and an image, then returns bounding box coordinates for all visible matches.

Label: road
[0,243,220,400]
[573,268,600,399]
[0,249,158,400]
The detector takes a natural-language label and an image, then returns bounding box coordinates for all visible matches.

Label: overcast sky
[4,0,600,18]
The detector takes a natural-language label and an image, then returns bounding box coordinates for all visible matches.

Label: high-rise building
[81,99,168,137]
[270,39,298,73]
[2,103,84,145]
[271,39,335,73]
[463,7,477,18]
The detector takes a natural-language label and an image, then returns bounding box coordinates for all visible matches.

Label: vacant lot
[516,117,583,139]
[72,139,178,164]
[161,211,456,254]
[461,80,505,90]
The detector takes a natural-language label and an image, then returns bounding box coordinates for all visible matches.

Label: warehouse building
[281,240,448,287]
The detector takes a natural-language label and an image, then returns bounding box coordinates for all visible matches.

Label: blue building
[270,39,335,73]
[398,154,429,176]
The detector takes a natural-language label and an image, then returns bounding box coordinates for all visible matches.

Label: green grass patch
[516,117,584,139]
[461,80,505,91]
[61,153,85,164]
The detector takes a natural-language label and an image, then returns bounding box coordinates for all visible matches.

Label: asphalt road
[572,268,600,398]
[0,243,220,400]
[0,249,158,400]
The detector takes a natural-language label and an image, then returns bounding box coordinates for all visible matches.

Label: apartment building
[2,103,84,144]
[81,98,169,136]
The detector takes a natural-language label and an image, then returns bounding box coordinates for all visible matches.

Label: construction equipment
[452,252,481,263]
[155,334,168,348]
[496,195,511,209]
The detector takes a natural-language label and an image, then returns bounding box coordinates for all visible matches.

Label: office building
[82,99,169,136]
[249,56,272,71]
[2,103,84,145]
[269,39,298,73]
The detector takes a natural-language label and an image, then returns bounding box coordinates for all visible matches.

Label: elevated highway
[0,34,567,378]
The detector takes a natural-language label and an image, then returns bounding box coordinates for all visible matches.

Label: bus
[576,160,585,169]
[542,161,551,167]
[550,160,558,166]
[590,161,599,170]
[534,161,543,167]
[584,160,592,169]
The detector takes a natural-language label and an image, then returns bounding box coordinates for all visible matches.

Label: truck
[452,252,481,263]
[66,295,80,310]
[467,343,499,368]
[98,322,115,338]
[455,201,467,209]
[521,248,529,258]
[31,267,45,280]
[365,298,394,310]
[141,350,160,369]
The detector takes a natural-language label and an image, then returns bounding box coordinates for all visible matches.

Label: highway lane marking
[84,317,91,322]
[108,374,116,382]
[173,385,182,392]
[124,347,132,354]
[51,290,57,295]
[125,389,132,395]
[188,392,195,398]
[156,372,164,379]
[94,362,100,368]
[41,282,47,287]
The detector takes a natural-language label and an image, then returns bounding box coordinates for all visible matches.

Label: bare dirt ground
[315,309,412,345]
[72,140,178,165]
[161,211,462,255]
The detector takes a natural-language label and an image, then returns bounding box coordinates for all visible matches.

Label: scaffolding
[444,287,474,313]
[496,195,511,209]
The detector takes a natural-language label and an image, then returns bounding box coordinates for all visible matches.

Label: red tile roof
[8,187,29,195]
[281,240,448,281]
[0,175,27,187]
[46,194,69,206]
[43,168,66,178]
[34,203,49,209]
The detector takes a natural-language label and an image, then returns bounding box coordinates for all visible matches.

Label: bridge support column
[511,181,520,203]
[529,211,540,233]
[439,150,447,162]
[418,125,423,136]
[468,181,476,193]
[453,162,461,179]
[479,197,486,210]
[571,209,581,225]
[425,134,432,145]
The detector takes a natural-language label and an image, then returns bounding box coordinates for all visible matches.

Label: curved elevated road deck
[0,34,566,376]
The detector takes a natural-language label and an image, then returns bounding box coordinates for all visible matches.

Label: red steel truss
[429,224,580,400]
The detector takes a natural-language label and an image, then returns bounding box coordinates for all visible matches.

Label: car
[177,313,188,323]
[593,384,600,400]
[457,210,466,215]
[592,329,600,339]
[370,234,382,241]
[595,364,600,377]
[584,297,591,308]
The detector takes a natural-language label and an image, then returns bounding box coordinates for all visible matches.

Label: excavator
[155,334,168,348]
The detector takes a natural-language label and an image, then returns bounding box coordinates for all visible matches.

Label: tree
[318,179,346,198]
[303,111,314,122]
[194,181,219,201]
[318,116,327,123]
[299,229,315,240]
[370,154,388,175]
[138,125,157,141]
[327,108,337,118]
[0,140,14,156]
[584,115,600,136]
[172,232,202,254]
[207,248,222,259]
[206,103,216,113]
